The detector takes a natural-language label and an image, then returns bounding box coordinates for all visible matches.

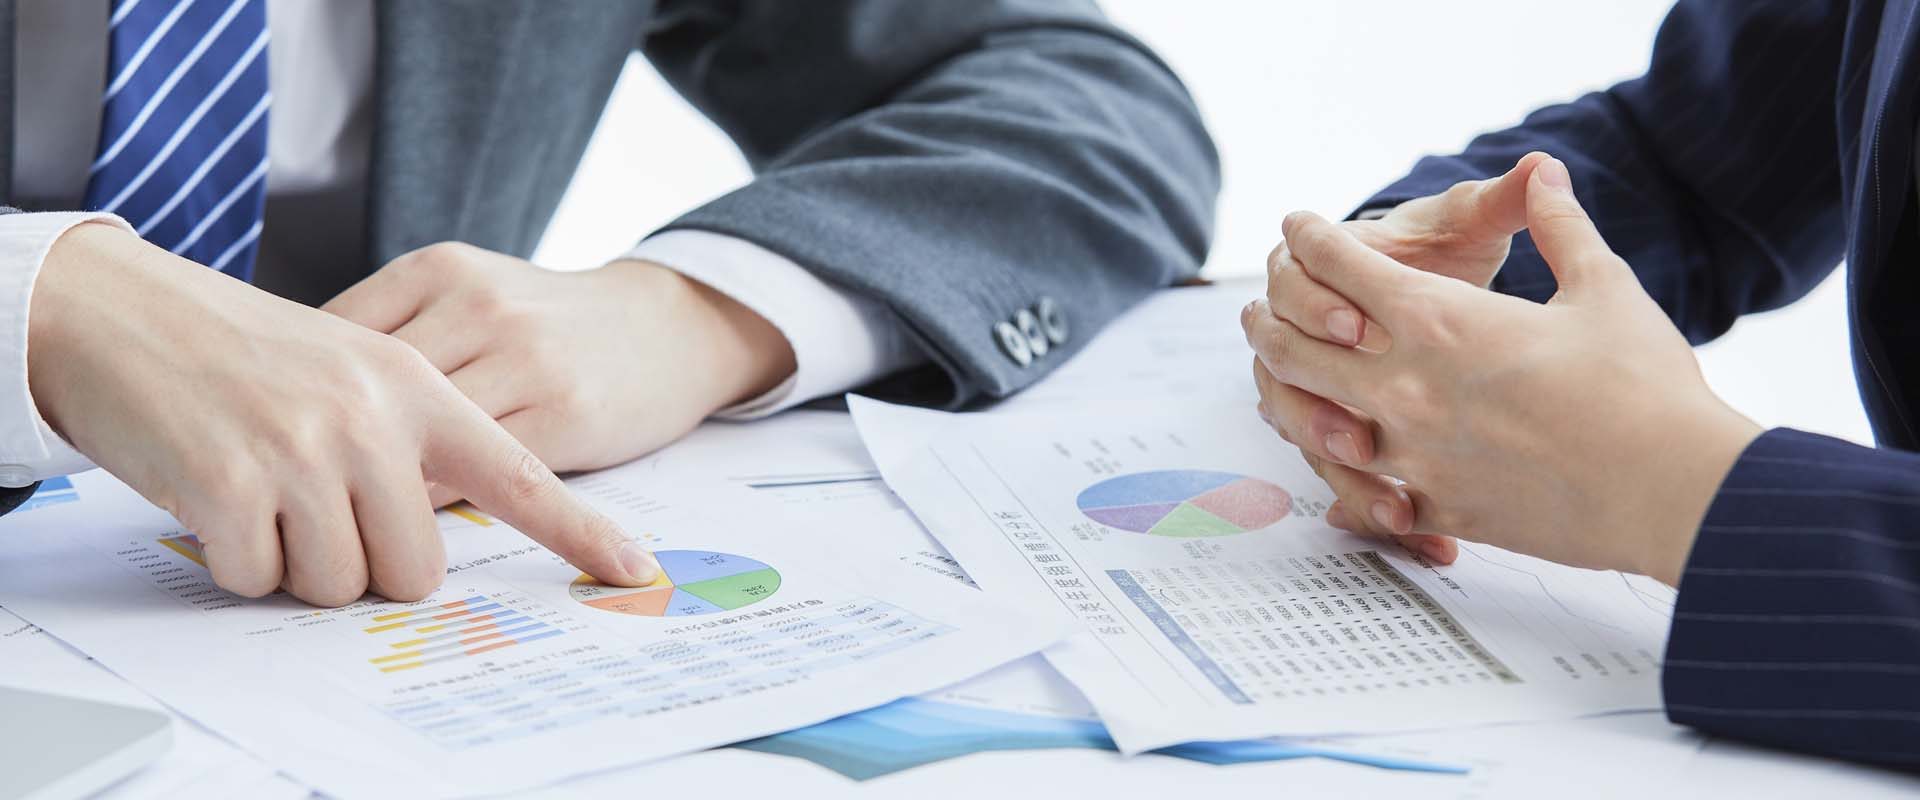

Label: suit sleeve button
[1037,297,1068,345]
[1015,308,1049,357]
[994,321,1033,367]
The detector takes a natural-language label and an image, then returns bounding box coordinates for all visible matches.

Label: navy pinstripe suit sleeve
[1353,1,1920,768]
[1669,428,1920,767]
[1359,0,1852,345]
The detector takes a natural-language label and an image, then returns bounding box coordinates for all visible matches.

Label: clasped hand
[1242,155,1762,585]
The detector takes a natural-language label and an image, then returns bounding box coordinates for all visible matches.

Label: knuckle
[1379,375,1433,425]
[379,567,444,603]
[1390,286,1457,340]
[464,284,510,319]
[263,417,337,475]
[1289,223,1331,263]
[581,512,626,552]
[1265,241,1295,278]
[548,384,594,421]
[1531,201,1588,228]
[412,241,479,272]
[289,553,368,607]
[500,448,554,506]
[295,578,367,609]
[1261,324,1298,372]
[362,332,416,368]
[368,336,438,384]
[205,548,280,598]
[217,572,279,599]
[1440,179,1480,204]
[1438,180,1486,223]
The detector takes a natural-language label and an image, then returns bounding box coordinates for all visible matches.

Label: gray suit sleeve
[640,0,1219,407]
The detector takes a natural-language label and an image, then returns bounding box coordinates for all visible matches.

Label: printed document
[0,463,1063,798]
[852,396,1675,752]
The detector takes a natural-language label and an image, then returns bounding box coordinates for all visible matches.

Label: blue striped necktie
[83,0,271,281]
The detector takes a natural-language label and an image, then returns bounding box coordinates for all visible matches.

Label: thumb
[1442,150,1550,240]
[1525,156,1625,296]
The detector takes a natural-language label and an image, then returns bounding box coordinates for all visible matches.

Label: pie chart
[570,550,781,617]
[1076,470,1292,537]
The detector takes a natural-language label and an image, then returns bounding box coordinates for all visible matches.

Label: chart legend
[362,595,563,673]
[570,550,781,617]
[1076,470,1291,537]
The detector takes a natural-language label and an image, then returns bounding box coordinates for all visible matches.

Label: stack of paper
[0,458,1063,796]
[5,282,1829,799]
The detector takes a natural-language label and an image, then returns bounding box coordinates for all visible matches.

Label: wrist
[28,222,152,438]
[597,260,796,410]
[1631,399,1764,586]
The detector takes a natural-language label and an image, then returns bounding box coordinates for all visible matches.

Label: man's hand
[1255,153,1550,560]
[1244,157,1763,585]
[322,244,795,506]
[28,224,661,607]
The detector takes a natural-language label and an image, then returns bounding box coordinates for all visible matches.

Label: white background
[533,0,1872,445]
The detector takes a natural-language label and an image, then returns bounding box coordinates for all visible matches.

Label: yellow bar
[388,638,429,649]
[371,597,471,623]
[379,661,427,673]
[362,621,409,634]
[369,650,423,664]
[445,504,493,527]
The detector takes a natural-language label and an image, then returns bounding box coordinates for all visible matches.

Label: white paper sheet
[0,608,307,799]
[998,280,1262,411]
[851,396,1674,752]
[0,464,1065,798]
[641,411,975,588]
[634,411,1102,721]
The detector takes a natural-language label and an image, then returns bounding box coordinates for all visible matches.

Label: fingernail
[1325,431,1360,465]
[1537,157,1571,191]
[1325,309,1361,346]
[1326,504,1350,530]
[619,542,660,584]
[1370,501,1397,532]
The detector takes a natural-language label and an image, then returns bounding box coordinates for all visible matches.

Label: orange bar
[417,611,503,634]
[465,640,519,656]
[458,630,509,647]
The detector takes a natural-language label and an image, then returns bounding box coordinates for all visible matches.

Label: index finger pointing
[423,401,659,588]
[1280,211,1432,329]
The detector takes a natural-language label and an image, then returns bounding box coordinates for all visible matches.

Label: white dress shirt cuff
[626,230,924,419]
[0,212,132,486]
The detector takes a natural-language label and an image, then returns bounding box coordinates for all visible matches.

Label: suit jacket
[0,0,1216,407]
[0,1,1217,504]
[1362,0,1920,769]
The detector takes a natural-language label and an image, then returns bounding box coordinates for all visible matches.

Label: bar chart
[362,594,564,673]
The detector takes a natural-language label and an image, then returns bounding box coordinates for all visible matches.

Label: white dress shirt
[0,0,919,486]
